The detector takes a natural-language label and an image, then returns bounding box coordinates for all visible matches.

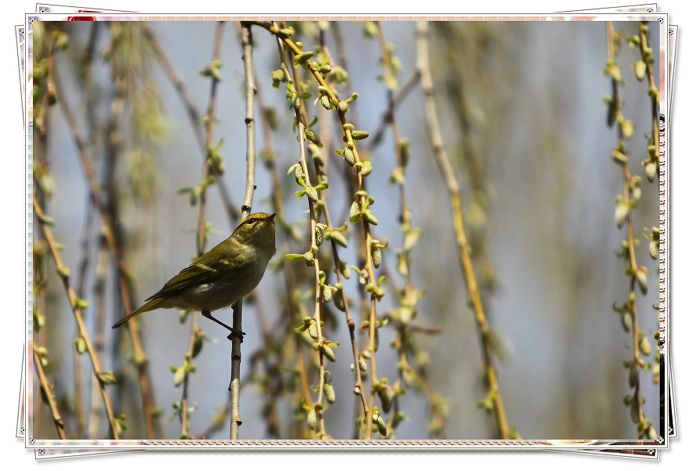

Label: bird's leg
[201,310,235,333]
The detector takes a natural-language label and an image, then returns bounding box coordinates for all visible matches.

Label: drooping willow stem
[33,194,120,439]
[229,21,257,440]
[48,44,161,439]
[416,21,512,439]
[636,21,660,182]
[273,30,332,438]
[178,21,225,440]
[141,24,240,226]
[255,20,389,439]
[605,22,655,440]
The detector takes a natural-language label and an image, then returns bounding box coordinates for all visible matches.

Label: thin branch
[606,22,655,440]
[416,21,512,439]
[141,24,240,226]
[367,69,420,153]
[229,21,257,440]
[33,194,120,438]
[180,21,225,440]
[33,346,67,439]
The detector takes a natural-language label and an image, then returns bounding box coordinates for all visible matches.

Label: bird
[112,212,276,336]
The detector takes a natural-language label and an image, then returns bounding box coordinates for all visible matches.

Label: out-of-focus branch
[416,21,512,439]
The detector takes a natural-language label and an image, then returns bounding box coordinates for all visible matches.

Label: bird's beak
[267,213,276,221]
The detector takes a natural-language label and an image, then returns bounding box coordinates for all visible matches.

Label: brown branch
[416,21,511,439]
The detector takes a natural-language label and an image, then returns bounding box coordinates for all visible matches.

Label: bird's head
[233,212,276,255]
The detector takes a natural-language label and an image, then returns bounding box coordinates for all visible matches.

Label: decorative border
[24,11,670,450]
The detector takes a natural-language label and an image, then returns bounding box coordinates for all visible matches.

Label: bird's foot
[227,330,246,342]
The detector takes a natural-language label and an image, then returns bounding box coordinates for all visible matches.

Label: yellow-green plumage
[112,212,276,329]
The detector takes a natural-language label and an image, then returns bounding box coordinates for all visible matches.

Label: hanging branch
[301,38,373,436]
[416,21,513,439]
[274,33,360,438]
[367,69,420,153]
[246,58,300,438]
[33,194,121,438]
[141,24,240,226]
[256,20,391,439]
[229,21,257,440]
[605,22,656,440]
[49,46,161,438]
[374,22,427,437]
[33,347,67,439]
[630,21,660,182]
[174,21,225,440]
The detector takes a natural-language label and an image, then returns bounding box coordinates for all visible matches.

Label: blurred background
[31,19,661,440]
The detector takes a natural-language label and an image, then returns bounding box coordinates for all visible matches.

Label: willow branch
[141,24,240,225]
[606,22,655,439]
[33,194,120,438]
[637,21,660,181]
[259,20,389,439]
[416,21,511,439]
[178,22,225,439]
[274,32,333,439]
[49,48,161,438]
[33,347,67,439]
[367,69,420,153]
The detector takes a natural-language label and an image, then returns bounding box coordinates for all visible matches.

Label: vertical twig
[178,21,225,440]
[141,24,240,226]
[229,21,257,440]
[416,21,512,439]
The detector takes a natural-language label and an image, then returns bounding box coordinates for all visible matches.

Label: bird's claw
[227,330,246,342]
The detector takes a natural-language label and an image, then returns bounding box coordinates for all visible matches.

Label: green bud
[98,371,118,385]
[639,335,651,356]
[323,383,336,404]
[351,130,370,140]
[74,336,87,354]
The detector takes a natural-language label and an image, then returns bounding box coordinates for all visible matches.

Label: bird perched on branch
[112,212,276,336]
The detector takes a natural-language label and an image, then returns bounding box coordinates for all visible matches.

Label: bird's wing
[146,237,249,300]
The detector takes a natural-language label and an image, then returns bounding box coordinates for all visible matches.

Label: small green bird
[112,212,276,333]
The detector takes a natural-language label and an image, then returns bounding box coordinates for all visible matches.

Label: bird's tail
[112,297,163,329]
